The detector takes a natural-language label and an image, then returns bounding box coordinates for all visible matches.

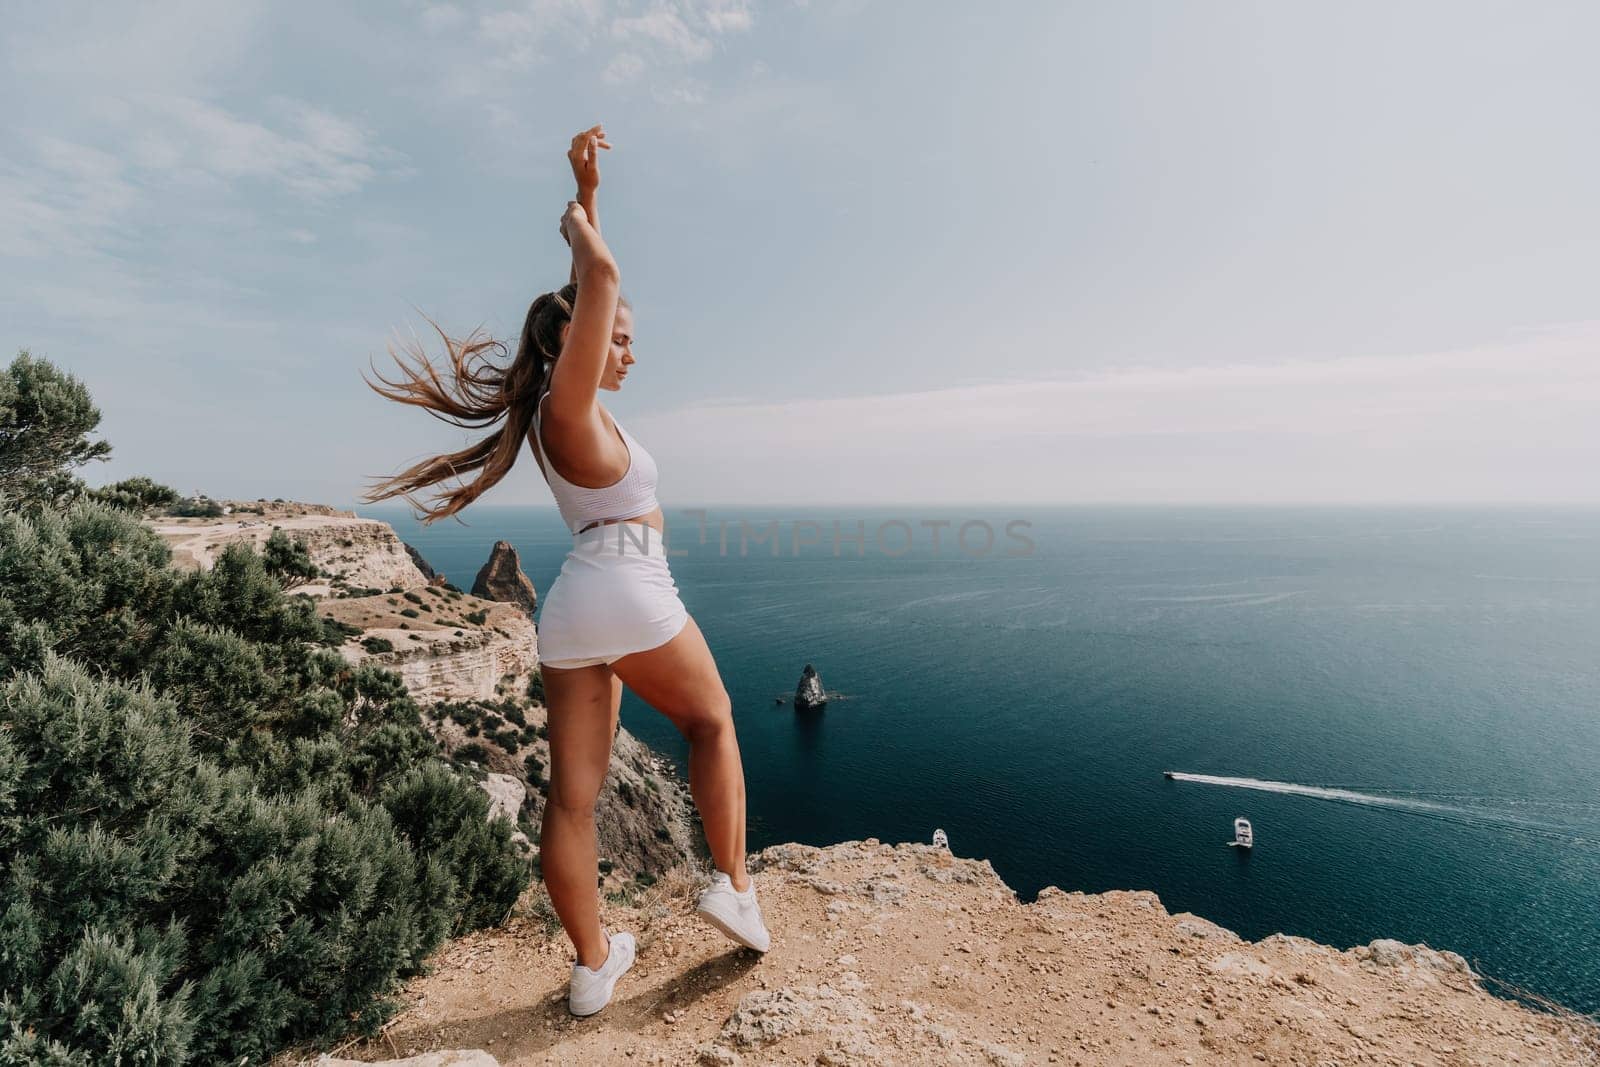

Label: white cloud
[477,0,608,67]
[613,8,713,62]
[461,0,757,91]
[626,325,1600,505]
[604,51,647,84]
[651,78,709,105]
[2,92,401,273]
[421,3,467,31]
[138,94,395,200]
[701,0,754,34]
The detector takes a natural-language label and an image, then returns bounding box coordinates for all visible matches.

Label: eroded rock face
[481,772,532,854]
[326,593,541,705]
[471,540,538,620]
[404,541,438,582]
[147,503,429,598]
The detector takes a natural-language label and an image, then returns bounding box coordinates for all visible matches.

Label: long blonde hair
[361,282,625,524]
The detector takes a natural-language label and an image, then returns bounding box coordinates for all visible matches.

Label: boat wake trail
[1164,773,1596,847]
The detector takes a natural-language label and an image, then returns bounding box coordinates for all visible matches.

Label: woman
[361,125,771,1018]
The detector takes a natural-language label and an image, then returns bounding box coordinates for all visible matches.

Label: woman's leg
[610,614,750,891]
[540,661,624,970]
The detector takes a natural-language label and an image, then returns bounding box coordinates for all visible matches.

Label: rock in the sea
[794,663,827,711]
[471,540,539,620]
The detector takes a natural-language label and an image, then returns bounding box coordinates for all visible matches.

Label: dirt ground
[290,839,1598,1067]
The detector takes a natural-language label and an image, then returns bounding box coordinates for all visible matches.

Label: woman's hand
[558,200,589,246]
[568,124,611,196]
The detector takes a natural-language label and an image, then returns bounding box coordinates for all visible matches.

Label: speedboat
[1229,817,1254,849]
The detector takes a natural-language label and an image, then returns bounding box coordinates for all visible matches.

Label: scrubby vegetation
[262,527,319,589]
[86,474,181,512]
[0,351,530,1063]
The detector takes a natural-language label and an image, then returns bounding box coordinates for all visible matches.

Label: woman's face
[605,304,635,390]
[558,303,635,392]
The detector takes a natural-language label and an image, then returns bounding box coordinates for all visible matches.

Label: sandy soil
[292,839,1598,1067]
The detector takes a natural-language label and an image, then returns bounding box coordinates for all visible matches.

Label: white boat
[1229,817,1254,849]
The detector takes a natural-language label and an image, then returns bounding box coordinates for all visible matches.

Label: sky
[4,0,1598,510]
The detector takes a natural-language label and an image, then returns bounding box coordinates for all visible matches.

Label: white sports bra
[531,391,661,535]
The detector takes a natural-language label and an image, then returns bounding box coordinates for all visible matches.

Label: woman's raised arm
[567,125,609,286]
[548,202,620,422]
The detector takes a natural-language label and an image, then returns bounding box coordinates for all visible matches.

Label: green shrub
[321,616,363,646]
[169,496,224,518]
[0,500,530,1062]
[87,475,180,513]
[446,703,485,730]
[362,636,394,654]
[261,529,319,590]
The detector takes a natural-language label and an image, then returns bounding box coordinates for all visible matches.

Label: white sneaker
[696,870,772,953]
[568,927,636,1017]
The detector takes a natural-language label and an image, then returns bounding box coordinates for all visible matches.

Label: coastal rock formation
[312,838,1598,1066]
[471,540,539,620]
[794,663,827,711]
[323,590,541,705]
[148,500,430,598]
[404,541,438,582]
[481,772,533,854]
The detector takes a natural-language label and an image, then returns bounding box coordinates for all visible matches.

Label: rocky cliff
[301,839,1597,1067]
[150,500,430,598]
[142,500,697,880]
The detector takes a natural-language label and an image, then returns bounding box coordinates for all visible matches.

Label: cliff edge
[303,839,1597,1066]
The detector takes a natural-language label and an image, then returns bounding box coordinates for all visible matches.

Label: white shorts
[536,522,690,669]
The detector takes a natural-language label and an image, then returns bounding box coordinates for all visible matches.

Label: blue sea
[363,504,1600,1015]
